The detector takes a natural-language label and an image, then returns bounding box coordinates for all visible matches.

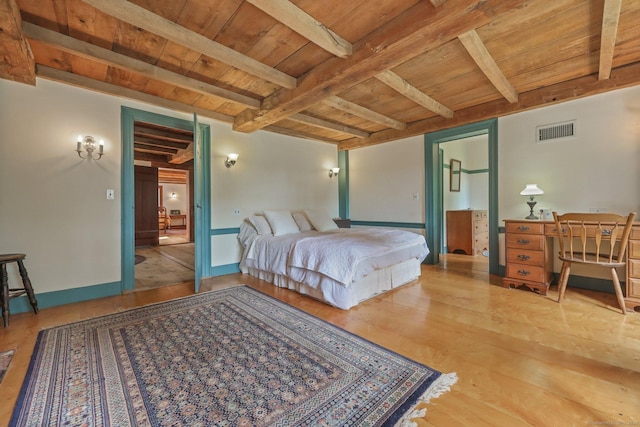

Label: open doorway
[424,118,499,275]
[440,135,489,272]
[158,168,190,246]
[132,121,195,291]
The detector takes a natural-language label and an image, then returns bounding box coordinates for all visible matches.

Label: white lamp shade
[227,153,239,161]
[331,167,340,174]
[520,184,543,196]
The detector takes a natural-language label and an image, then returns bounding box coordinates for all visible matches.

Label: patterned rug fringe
[395,372,458,427]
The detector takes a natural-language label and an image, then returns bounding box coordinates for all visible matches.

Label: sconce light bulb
[225,153,239,168]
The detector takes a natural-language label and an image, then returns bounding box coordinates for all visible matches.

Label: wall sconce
[328,167,340,178]
[76,135,104,160]
[170,192,177,200]
[225,153,239,168]
[520,184,544,219]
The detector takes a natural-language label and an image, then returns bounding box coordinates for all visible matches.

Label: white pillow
[247,215,272,235]
[293,212,314,231]
[263,210,300,236]
[304,209,338,232]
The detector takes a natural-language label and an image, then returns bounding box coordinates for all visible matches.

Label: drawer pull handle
[517,239,531,245]
[517,226,530,231]
[517,269,531,276]
[517,254,531,261]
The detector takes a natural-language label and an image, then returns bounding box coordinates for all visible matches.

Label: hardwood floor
[1,256,639,426]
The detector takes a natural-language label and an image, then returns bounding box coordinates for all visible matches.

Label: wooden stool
[0,254,39,327]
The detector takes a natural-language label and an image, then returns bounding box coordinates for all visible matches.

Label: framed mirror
[450,159,461,192]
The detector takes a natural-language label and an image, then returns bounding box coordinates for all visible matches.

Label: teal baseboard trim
[211,227,240,235]
[498,265,505,276]
[498,226,505,234]
[211,263,241,276]
[553,273,618,294]
[351,220,425,229]
[9,281,122,314]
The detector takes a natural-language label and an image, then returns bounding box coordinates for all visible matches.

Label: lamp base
[525,200,539,220]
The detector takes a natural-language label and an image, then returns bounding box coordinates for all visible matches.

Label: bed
[238,209,429,309]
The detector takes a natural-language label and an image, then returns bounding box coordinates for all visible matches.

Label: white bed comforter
[242,227,429,287]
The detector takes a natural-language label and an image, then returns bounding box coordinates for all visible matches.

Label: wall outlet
[589,207,607,213]
[233,209,241,215]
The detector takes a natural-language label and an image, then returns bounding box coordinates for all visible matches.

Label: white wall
[161,183,188,216]
[499,85,640,220]
[0,78,338,295]
[349,135,424,223]
[210,127,338,267]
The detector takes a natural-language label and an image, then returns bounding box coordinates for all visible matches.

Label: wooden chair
[158,207,170,233]
[0,253,39,327]
[552,212,636,314]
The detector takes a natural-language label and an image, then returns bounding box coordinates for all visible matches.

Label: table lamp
[520,184,544,219]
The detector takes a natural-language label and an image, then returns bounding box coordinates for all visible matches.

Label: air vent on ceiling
[535,120,576,143]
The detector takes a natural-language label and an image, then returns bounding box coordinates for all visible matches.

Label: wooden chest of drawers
[503,220,553,295]
[446,210,488,256]
[626,227,640,311]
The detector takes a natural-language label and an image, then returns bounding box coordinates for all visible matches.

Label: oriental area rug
[11,286,456,426]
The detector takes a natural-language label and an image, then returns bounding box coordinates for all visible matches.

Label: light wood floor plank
[1,255,639,425]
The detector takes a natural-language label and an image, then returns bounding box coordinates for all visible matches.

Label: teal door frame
[424,119,499,275]
[121,107,211,292]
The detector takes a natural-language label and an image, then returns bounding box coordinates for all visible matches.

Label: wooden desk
[503,219,640,311]
[169,214,187,229]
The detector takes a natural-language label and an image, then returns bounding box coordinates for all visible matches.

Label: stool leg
[1,264,9,327]
[17,260,39,314]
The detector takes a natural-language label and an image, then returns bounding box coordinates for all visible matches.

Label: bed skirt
[246,258,422,310]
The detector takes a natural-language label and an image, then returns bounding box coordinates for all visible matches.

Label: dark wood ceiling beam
[137,154,195,170]
[338,61,640,150]
[599,0,622,80]
[134,129,192,144]
[233,0,526,133]
[135,123,192,139]
[133,136,190,149]
[0,0,35,84]
[169,144,194,165]
[134,144,177,155]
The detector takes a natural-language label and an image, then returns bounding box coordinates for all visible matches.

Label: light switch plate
[106,189,115,200]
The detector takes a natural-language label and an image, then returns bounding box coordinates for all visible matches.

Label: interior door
[193,113,203,292]
[134,165,159,247]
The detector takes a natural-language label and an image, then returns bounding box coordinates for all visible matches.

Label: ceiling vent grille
[536,120,576,143]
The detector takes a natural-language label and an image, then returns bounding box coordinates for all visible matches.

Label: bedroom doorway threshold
[134,243,195,291]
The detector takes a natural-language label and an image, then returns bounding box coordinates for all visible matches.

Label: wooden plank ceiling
[2,0,639,152]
